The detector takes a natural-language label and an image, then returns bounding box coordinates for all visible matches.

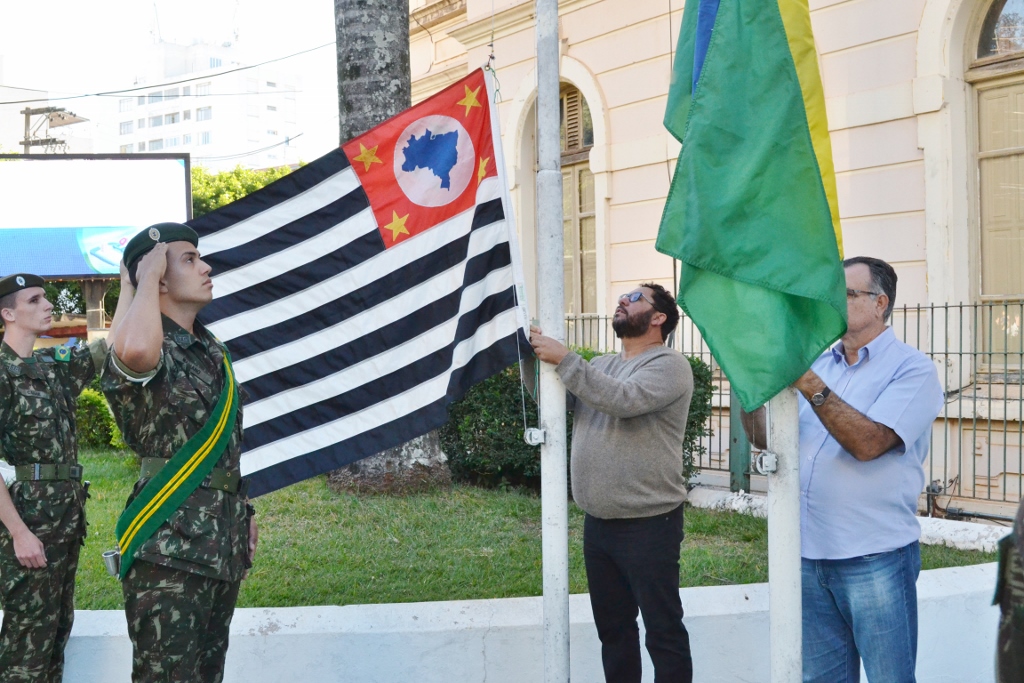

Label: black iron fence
[566,301,1024,513]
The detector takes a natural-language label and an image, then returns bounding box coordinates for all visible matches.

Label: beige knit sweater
[557,346,693,519]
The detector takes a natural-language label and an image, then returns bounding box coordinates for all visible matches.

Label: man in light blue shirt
[746,256,943,683]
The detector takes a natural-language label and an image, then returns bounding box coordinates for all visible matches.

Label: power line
[8,89,304,99]
[191,132,304,162]
[0,42,335,106]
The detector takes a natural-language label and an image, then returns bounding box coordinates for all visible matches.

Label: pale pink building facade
[409,0,1024,513]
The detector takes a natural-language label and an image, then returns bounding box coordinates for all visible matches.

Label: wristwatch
[810,386,831,406]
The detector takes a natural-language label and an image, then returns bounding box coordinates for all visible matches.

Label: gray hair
[843,256,897,322]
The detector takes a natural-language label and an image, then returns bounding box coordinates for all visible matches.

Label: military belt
[14,463,84,481]
[139,457,245,496]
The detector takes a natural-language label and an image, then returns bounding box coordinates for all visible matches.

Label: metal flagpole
[765,387,802,681]
[535,0,570,680]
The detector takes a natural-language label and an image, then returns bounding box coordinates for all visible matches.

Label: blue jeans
[802,541,920,683]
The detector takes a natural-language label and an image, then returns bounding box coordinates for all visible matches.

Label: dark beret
[123,222,199,272]
[0,273,45,300]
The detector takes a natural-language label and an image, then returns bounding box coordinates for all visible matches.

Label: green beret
[0,273,45,300]
[123,222,199,271]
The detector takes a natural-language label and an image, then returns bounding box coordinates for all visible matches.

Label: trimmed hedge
[76,388,126,450]
[440,352,714,489]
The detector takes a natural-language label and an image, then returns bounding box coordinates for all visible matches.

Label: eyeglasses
[846,288,882,299]
[619,291,656,306]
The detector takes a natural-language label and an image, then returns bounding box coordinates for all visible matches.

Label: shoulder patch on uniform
[54,346,71,363]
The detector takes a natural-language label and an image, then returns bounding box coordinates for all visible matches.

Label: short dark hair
[0,291,18,317]
[640,282,680,342]
[843,256,897,322]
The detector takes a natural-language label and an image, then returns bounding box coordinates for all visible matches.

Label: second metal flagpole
[766,387,802,681]
[536,0,570,680]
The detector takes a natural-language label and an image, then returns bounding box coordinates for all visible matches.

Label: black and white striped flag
[189,70,531,496]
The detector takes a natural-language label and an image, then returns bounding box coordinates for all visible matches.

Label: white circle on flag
[394,115,475,208]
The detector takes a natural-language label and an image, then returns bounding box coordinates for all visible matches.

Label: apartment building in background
[104,40,301,172]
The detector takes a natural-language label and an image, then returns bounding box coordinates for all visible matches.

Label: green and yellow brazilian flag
[656,0,847,411]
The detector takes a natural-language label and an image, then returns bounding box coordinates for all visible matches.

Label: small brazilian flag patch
[54,347,71,363]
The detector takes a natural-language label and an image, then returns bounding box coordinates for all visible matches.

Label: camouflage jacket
[996,500,1024,682]
[101,316,250,582]
[0,340,103,543]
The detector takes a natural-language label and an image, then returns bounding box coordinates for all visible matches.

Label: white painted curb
[54,563,998,683]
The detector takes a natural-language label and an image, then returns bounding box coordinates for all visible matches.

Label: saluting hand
[134,242,169,287]
[13,529,46,569]
[119,258,133,290]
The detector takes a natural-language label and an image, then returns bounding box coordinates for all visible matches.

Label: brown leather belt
[139,457,245,495]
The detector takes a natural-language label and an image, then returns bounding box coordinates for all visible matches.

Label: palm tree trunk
[335,0,411,141]
[332,0,448,492]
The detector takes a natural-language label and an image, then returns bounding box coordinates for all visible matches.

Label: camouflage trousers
[996,532,1024,683]
[0,535,81,683]
[123,560,241,683]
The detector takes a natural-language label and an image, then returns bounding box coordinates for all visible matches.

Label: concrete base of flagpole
[767,387,802,682]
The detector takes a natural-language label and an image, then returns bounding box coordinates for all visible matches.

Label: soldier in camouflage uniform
[0,273,107,682]
[101,224,257,683]
[996,497,1024,683]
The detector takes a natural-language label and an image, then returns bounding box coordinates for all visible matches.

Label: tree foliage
[43,282,85,316]
[191,165,294,218]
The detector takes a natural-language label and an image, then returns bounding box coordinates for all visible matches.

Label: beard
[612,307,655,339]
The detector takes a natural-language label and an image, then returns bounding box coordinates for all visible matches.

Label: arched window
[560,85,596,315]
[972,2,1024,300]
[978,0,1024,60]
[970,0,1024,366]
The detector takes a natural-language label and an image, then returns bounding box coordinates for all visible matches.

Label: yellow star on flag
[353,143,383,172]
[457,85,482,118]
[385,211,410,241]
[477,157,490,184]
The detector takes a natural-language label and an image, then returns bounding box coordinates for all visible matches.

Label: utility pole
[20,107,87,154]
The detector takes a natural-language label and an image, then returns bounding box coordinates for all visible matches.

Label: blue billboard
[0,154,191,277]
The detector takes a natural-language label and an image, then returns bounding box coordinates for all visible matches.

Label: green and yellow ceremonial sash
[114,356,239,579]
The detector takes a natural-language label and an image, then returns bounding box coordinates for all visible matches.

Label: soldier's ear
[0,307,15,324]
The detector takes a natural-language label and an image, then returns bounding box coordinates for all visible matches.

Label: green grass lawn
[73,449,997,610]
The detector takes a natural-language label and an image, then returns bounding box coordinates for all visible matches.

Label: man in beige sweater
[531,282,694,683]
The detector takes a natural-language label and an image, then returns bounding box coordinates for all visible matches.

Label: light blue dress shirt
[799,326,944,560]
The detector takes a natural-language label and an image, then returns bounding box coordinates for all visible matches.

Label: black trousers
[583,504,693,683]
